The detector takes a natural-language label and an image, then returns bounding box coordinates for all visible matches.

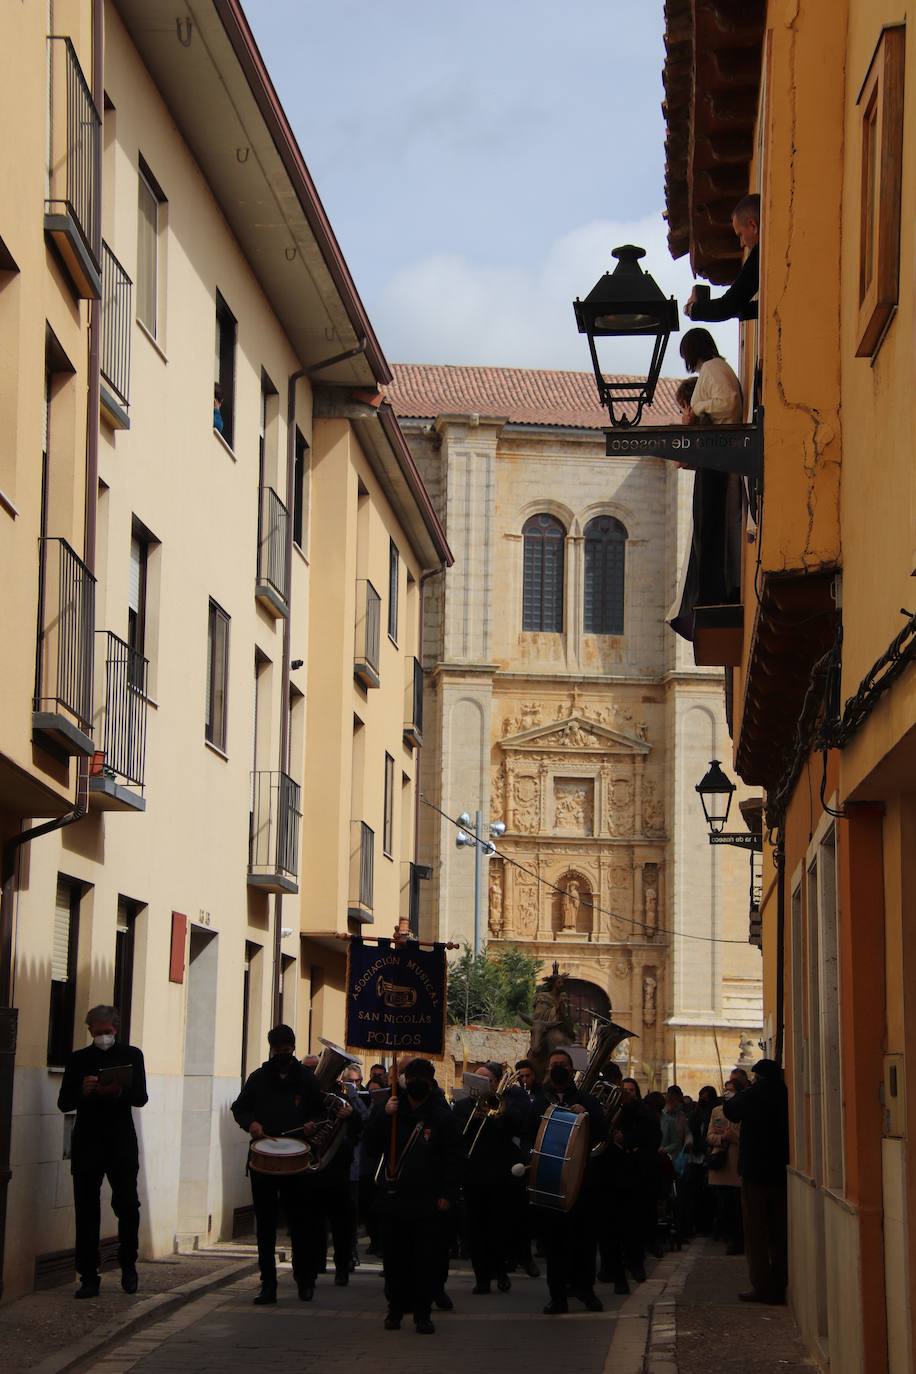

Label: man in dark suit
[722,1057,789,1304]
[685,193,760,323]
[57,1005,148,1299]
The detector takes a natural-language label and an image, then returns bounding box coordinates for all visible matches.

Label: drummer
[526,1048,607,1315]
[231,1025,327,1305]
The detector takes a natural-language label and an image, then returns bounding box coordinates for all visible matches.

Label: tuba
[576,1016,637,1156]
[303,1037,362,1172]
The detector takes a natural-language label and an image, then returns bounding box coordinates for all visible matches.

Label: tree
[447,943,540,1027]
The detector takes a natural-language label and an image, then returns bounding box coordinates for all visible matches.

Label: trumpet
[464,1068,523,1157]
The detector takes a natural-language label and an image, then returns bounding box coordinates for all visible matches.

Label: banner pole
[387,1054,399,1180]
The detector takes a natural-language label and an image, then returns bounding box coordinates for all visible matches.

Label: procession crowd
[58,1006,789,1337]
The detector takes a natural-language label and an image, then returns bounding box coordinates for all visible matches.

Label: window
[205,599,230,751]
[214,290,237,448]
[113,897,139,1044]
[522,514,565,632]
[383,752,395,857]
[293,430,308,550]
[128,530,148,661]
[856,25,905,357]
[584,516,627,635]
[48,877,80,1066]
[137,157,165,338]
[790,883,807,1172]
[388,540,400,642]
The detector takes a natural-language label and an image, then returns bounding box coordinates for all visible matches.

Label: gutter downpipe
[271,368,306,1025]
[0,0,103,1296]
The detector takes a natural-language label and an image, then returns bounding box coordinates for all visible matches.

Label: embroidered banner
[345,938,447,1055]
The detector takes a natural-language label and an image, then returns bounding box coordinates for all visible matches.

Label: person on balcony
[213,384,224,434]
[679,328,743,425]
[684,193,760,323]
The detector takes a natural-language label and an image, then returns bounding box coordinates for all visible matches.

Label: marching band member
[526,1047,607,1314]
[230,1025,325,1305]
[365,1058,461,1335]
[307,1065,364,1287]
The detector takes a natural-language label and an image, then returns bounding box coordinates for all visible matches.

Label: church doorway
[564,978,610,1045]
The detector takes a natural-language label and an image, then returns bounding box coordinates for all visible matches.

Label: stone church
[387,364,761,1088]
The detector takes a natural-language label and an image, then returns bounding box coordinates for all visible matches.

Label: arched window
[522,514,565,632]
[584,515,627,634]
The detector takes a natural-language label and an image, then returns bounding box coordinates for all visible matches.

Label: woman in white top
[679,328,743,425]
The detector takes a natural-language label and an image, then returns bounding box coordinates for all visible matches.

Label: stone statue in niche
[488,870,503,938]
[554,779,594,834]
[515,876,539,938]
[512,774,539,833]
[643,864,659,937]
[561,879,581,931]
[642,971,657,1027]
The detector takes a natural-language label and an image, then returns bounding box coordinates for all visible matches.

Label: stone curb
[644,1249,695,1374]
[601,1247,698,1374]
[26,1257,258,1374]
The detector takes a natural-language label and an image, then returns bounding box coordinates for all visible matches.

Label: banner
[345,938,447,1056]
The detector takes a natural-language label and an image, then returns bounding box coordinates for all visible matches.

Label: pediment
[499,713,650,755]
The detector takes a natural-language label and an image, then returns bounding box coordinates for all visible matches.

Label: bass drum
[527,1105,591,1212]
[248,1136,311,1176]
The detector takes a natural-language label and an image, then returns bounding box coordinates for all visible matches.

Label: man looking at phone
[57,1005,148,1299]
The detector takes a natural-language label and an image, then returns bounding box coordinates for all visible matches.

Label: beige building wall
[391,369,761,1092]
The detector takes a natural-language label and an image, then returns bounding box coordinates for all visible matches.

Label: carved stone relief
[643,863,659,938]
[642,967,658,1027]
[608,775,635,836]
[642,780,665,834]
[553,778,594,834]
[514,873,539,938]
[512,774,539,833]
[609,864,631,888]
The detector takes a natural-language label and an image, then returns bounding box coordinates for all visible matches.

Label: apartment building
[662,3,916,1370]
[0,0,448,1300]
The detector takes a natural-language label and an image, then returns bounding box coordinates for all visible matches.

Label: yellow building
[663,2,916,1370]
[0,0,448,1300]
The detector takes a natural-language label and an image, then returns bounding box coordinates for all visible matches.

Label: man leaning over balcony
[684,193,760,324]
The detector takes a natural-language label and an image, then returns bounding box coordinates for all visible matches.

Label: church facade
[388,364,762,1089]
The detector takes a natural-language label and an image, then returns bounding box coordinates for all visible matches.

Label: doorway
[177,927,218,1244]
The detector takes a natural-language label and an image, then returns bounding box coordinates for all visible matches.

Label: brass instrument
[464,1068,522,1157]
[575,1015,636,1157]
[302,1037,362,1172]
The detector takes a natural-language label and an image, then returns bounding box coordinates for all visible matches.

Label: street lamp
[573,244,679,428]
[456,811,506,955]
[695,760,761,851]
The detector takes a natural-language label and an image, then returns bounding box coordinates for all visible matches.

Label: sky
[243,0,737,375]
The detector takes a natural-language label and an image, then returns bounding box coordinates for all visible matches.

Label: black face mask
[270,1052,295,1074]
[406,1079,431,1102]
[549,1065,572,1088]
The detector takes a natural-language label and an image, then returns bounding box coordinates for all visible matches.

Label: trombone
[463,1068,523,1157]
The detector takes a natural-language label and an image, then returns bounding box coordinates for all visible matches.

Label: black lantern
[574,245,679,428]
[695,759,736,835]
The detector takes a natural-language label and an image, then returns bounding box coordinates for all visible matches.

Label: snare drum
[527,1105,590,1212]
[248,1136,312,1176]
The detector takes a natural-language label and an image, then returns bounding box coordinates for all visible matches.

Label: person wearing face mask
[525,1048,608,1314]
[364,1058,461,1335]
[706,1075,743,1254]
[231,1025,326,1304]
[57,1005,149,1300]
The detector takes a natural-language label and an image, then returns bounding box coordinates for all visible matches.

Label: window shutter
[128,536,142,614]
[137,173,158,335]
[52,879,72,981]
[117,896,130,935]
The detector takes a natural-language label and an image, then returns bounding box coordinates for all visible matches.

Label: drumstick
[387,1055,398,1180]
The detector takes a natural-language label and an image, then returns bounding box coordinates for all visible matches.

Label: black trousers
[249,1171,310,1285]
[358,1174,380,1249]
[536,1199,597,1302]
[465,1181,509,1284]
[507,1177,535,1267]
[381,1212,437,1321]
[742,1178,787,1298]
[73,1160,140,1280]
[310,1178,354,1277]
[598,1184,644,1281]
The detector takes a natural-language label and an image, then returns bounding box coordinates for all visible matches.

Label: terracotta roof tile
[386,363,683,431]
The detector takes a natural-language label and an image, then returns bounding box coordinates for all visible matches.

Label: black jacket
[689,245,759,323]
[57,1043,148,1172]
[231,1059,325,1138]
[453,1084,527,1179]
[722,1075,789,1184]
[365,1093,461,1218]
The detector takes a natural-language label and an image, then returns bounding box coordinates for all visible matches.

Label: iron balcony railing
[46,36,101,263]
[100,242,132,412]
[249,771,301,882]
[404,655,424,746]
[35,537,96,735]
[349,820,375,918]
[95,632,148,791]
[354,580,381,688]
[257,486,290,607]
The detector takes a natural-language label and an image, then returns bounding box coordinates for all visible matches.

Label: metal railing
[95,632,147,790]
[257,487,290,605]
[35,537,96,733]
[249,771,301,880]
[46,36,101,261]
[404,655,424,742]
[100,242,132,410]
[354,580,381,684]
[349,820,374,914]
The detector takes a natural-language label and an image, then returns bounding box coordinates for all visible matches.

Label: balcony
[255,487,290,619]
[403,656,424,748]
[100,242,132,429]
[248,771,301,894]
[353,580,381,689]
[348,820,374,923]
[33,537,95,758]
[89,632,148,812]
[44,37,101,299]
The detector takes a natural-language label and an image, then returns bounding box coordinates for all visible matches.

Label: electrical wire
[419,793,751,947]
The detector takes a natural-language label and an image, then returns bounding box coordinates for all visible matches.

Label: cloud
[375,212,738,375]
